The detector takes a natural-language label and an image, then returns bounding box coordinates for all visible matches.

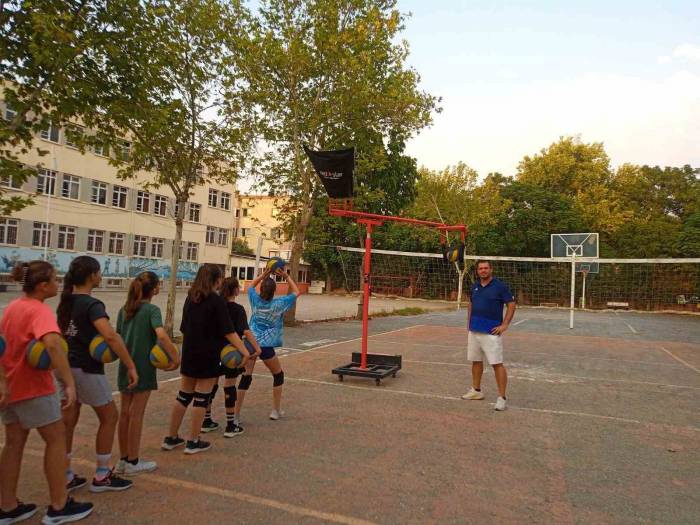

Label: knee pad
[273,371,284,387]
[223,386,237,408]
[176,390,194,408]
[238,374,253,391]
[209,383,219,402]
[192,392,209,408]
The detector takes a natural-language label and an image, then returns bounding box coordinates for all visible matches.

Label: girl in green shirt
[116,272,179,476]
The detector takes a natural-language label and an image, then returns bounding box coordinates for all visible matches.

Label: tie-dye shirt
[247,287,297,347]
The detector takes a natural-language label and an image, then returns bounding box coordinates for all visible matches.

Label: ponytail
[188,264,222,303]
[220,277,240,300]
[11,260,54,293]
[260,277,276,301]
[124,271,159,320]
[56,256,101,333]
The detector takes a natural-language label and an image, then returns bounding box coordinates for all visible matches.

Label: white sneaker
[124,459,157,476]
[114,459,126,475]
[494,397,507,411]
[269,409,286,420]
[461,388,485,400]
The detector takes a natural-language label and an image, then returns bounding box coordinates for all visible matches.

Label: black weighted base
[332,353,402,386]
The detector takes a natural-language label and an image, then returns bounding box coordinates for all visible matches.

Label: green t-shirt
[117,302,163,392]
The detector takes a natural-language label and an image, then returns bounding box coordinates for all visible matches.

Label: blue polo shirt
[469,278,514,334]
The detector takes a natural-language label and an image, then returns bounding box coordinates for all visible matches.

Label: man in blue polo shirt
[461,260,516,411]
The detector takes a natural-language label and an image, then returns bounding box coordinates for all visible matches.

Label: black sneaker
[66,475,87,493]
[161,435,186,451]
[223,422,245,438]
[89,470,133,493]
[0,501,37,524]
[200,419,220,433]
[184,439,211,455]
[41,497,93,525]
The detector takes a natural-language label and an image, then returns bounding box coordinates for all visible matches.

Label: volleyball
[89,335,117,363]
[26,337,68,370]
[220,345,244,369]
[266,256,286,272]
[150,344,176,369]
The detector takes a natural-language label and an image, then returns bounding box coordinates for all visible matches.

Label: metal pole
[582,271,587,310]
[254,235,263,277]
[360,222,374,370]
[569,254,576,329]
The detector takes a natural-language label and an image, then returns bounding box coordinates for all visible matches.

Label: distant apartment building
[0,98,235,285]
[231,194,310,292]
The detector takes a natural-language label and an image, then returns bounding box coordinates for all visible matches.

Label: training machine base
[332,353,402,386]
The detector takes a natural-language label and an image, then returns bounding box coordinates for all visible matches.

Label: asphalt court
[5,307,700,524]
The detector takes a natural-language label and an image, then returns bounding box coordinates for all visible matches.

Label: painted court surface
[7,308,700,524]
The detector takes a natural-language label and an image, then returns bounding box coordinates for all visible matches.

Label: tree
[0,0,143,214]
[677,213,700,257]
[231,238,255,256]
[240,0,439,322]
[89,0,254,334]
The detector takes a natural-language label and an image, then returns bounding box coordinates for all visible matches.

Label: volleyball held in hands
[26,337,69,370]
[89,335,117,363]
[266,256,287,273]
[150,343,176,369]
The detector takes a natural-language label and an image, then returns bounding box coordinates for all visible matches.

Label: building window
[208,189,218,208]
[87,229,104,253]
[61,174,80,200]
[136,191,150,213]
[246,267,254,280]
[154,195,167,216]
[108,232,125,254]
[117,140,131,162]
[270,227,282,240]
[235,209,240,217]
[174,201,181,218]
[0,218,18,245]
[0,174,22,189]
[40,123,60,143]
[65,125,83,148]
[112,185,128,208]
[242,208,248,217]
[221,192,231,210]
[240,228,248,237]
[180,242,198,262]
[133,235,147,257]
[298,270,309,283]
[57,225,76,250]
[151,237,164,258]
[206,226,216,244]
[188,203,201,223]
[4,105,17,121]
[91,181,107,205]
[93,140,108,157]
[32,222,51,248]
[218,228,228,246]
[37,169,57,195]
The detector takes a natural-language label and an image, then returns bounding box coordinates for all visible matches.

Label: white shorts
[467,331,504,365]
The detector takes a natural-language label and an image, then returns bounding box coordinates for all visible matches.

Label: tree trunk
[165,197,186,336]
[284,197,314,325]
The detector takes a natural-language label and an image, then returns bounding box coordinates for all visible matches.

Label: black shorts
[220,364,246,379]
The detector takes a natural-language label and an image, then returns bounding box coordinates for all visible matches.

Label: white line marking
[280,376,700,431]
[625,322,638,334]
[299,351,700,390]
[299,339,337,347]
[659,346,700,374]
[22,449,376,525]
[513,319,529,326]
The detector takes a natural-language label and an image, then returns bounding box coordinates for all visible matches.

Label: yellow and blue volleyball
[220,345,244,369]
[88,335,117,364]
[265,256,286,272]
[26,338,68,370]
[150,344,175,369]
[0,334,5,359]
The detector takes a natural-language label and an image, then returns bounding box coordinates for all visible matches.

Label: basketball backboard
[576,261,599,273]
[551,233,599,259]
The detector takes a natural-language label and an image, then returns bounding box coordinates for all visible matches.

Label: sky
[399,0,700,176]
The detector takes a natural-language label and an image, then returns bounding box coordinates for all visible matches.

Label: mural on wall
[0,247,200,280]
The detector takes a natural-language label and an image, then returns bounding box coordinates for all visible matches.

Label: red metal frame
[330,199,467,370]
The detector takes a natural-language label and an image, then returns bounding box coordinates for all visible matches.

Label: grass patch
[371,307,431,318]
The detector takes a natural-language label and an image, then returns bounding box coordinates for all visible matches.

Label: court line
[296,351,700,391]
[21,450,376,525]
[275,376,700,431]
[513,319,529,326]
[369,340,691,369]
[659,346,700,374]
[625,322,638,334]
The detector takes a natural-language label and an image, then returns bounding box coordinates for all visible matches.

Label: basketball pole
[569,253,576,329]
[581,269,588,310]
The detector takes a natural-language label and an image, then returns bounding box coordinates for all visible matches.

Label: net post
[570,253,576,329]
